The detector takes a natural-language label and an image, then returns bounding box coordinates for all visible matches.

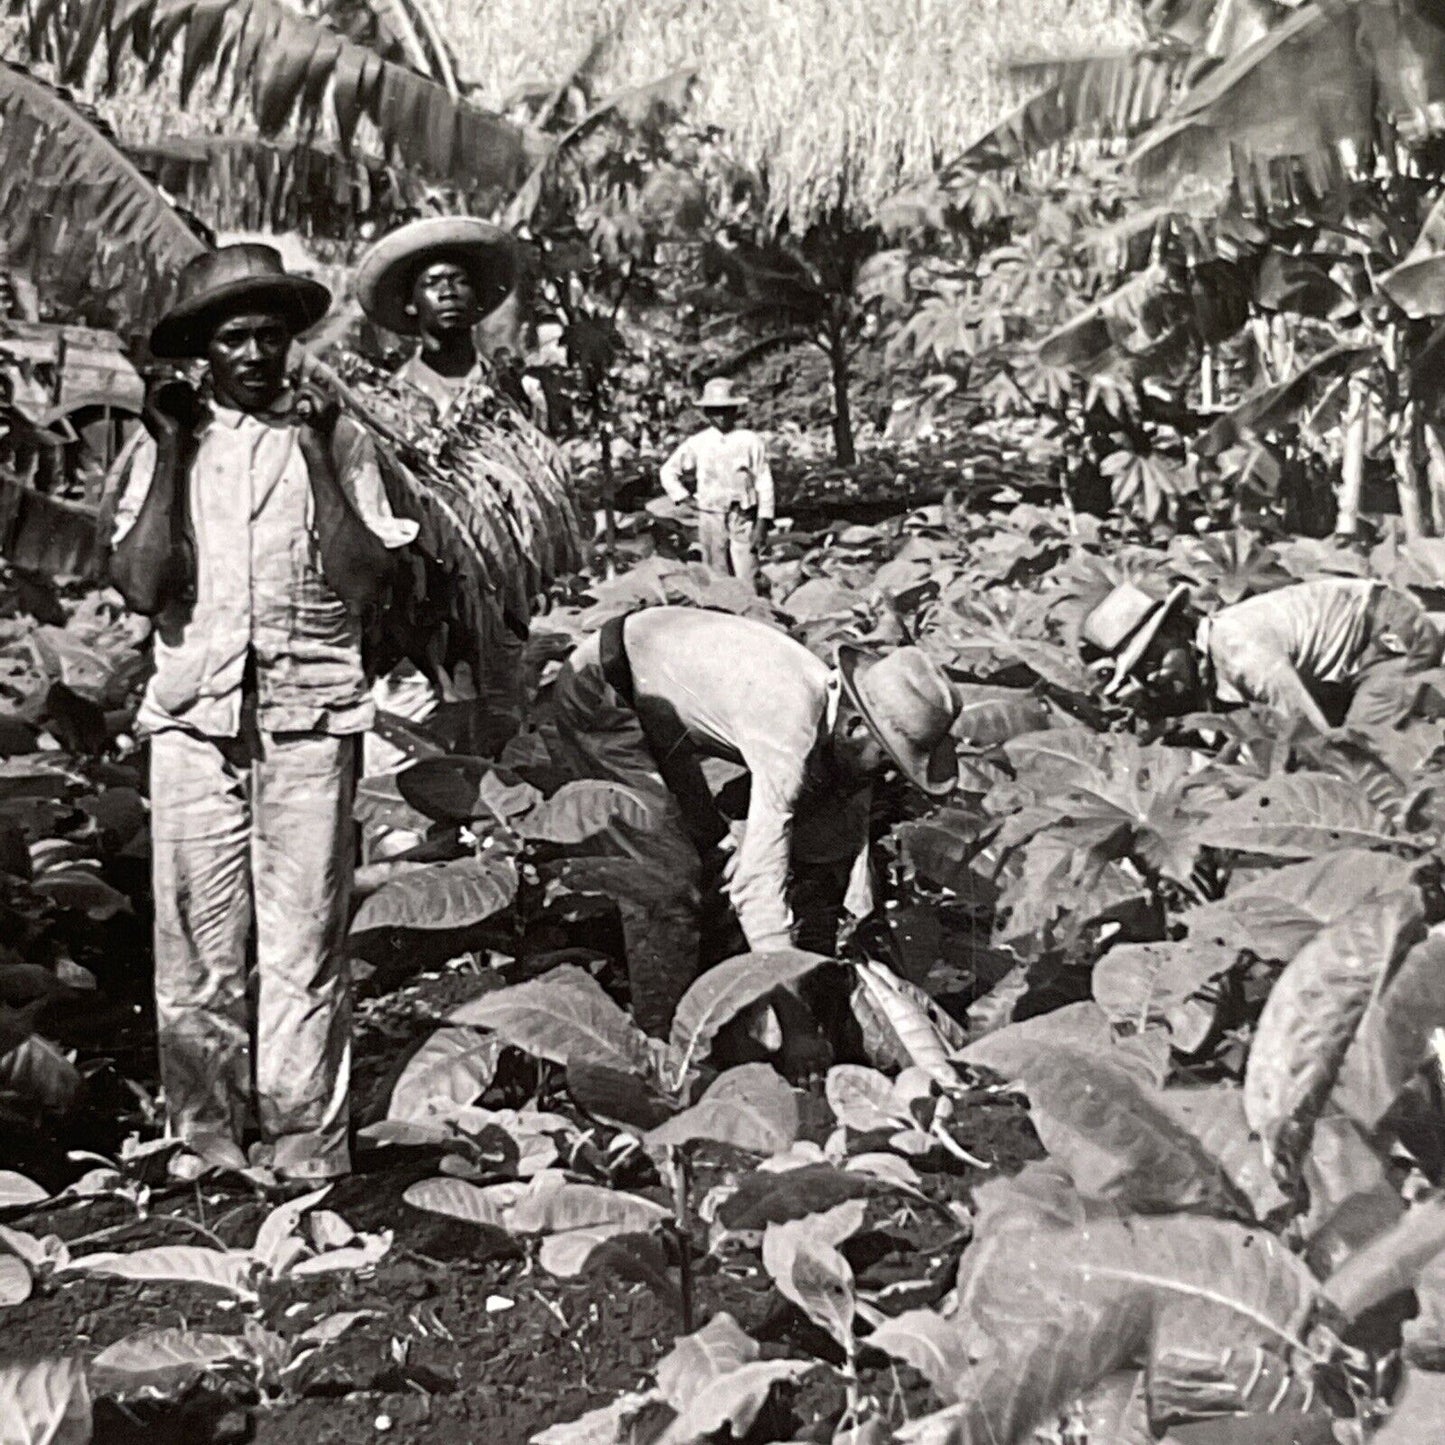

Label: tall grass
[446,0,1141,220]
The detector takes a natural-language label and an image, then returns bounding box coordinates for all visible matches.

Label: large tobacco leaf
[449,965,651,1074]
[1017,1048,1248,1215]
[397,757,541,824]
[1161,1085,1291,1222]
[1192,773,1404,858]
[0,1356,90,1445]
[645,1064,798,1156]
[999,735,1215,884]
[666,950,827,1086]
[1184,848,1420,960]
[386,1027,503,1124]
[851,959,966,1085]
[654,1313,759,1408]
[349,854,518,934]
[1244,890,1425,1177]
[1091,937,1240,1035]
[517,781,652,844]
[925,1210,1318,1445]
[1332,930,1445,1130]
[960,1000,1171,1089]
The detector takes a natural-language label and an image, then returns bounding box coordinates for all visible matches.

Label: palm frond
[505,67,696,227]
[12,0,529,198]
[959,45,1205,171]
[317,351,582,688]
[128,134,426,238]
[0,59,206,341]
[1129,2,1374,212]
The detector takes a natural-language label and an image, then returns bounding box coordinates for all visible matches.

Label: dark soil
[1,957,1040,1445]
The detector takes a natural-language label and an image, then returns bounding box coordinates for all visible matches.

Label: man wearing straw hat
[355,215,517,420]
[1081,577,1444,730]
[108,244,418,1184]
[660,378,775,589]
[551,606,961,1053]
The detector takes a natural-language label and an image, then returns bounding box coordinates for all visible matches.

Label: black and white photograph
[4,0,1445,1440]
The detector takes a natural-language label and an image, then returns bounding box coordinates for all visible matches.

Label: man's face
[412,261,480,338]
[833,703,887,780]
[711,407,742,433]
[1112,636,1199,718]
[206,310,291,413]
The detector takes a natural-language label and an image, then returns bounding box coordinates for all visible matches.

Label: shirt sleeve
[752,436,775,520]
[333,418,419,550]
[659,436,696,503]
[109,431,158,545]
[728,773,801,953]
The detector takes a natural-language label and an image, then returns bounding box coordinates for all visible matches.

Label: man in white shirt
[110,245,418,1183]
[660,379,775,589]
[1082,577,1444,731]
[550,607,960,1053]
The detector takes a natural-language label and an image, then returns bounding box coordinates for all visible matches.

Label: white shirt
[660,425,775,518]
[572,607,871,950]
[112,396,417,737]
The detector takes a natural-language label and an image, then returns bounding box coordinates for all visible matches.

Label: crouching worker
[550,607,960,1058]
[1083,577,1443,731]
[109,245,418,1183]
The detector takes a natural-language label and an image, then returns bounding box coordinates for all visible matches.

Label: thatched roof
[452,0,1142,220]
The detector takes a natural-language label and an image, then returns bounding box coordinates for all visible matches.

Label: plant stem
[667,1147,695,1334]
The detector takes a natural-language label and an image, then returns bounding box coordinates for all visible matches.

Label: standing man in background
[109,244,417,1184]
[355,215,516,419]
[660,378,775,589]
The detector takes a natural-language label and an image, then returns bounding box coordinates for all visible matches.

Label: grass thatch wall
[444,0,1141,219]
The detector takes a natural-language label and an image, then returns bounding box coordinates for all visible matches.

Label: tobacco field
[15,0,1445,1439]
[6,450,1445,1444]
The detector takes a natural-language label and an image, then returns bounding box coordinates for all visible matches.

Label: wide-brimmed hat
[835,645,959,796]
[697,377,748,411]
[355,217,515,336]
[1081,582,1190,697]
[150,244,331,359]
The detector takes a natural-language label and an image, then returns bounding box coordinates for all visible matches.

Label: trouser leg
[252,730,356,1179]
[149,728,253,1155]
[698,510,730,574]
[551,655,702,1036]
[727,507,759,591]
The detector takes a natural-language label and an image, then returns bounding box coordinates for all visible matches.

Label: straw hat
[697,377,748,411]
[150,244,331,359]
[1081,582,1190,697]
[835,645,959,796]
[355,217,515,336]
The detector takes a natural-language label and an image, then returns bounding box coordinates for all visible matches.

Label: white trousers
[149,723,356,1178]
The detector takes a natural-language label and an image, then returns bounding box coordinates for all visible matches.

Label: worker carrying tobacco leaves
[659,378,775,590]
[108,245,419,1184]
[1082,577,1445,731]
[337,216,582,743]
[550,607,962,1055]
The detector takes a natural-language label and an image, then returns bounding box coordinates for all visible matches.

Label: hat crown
[699,377,746,408]
[855,647,957,749]
[172,244,292,311]
[1081,582,1163,656]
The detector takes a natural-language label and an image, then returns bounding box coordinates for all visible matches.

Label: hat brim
[356,218,515,336]
[698,397,747,411]
[836,644,958,797]
[149,276,332,359]
[1103,584,1190,698]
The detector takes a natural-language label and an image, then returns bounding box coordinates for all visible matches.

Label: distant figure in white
[659,378,775,590]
